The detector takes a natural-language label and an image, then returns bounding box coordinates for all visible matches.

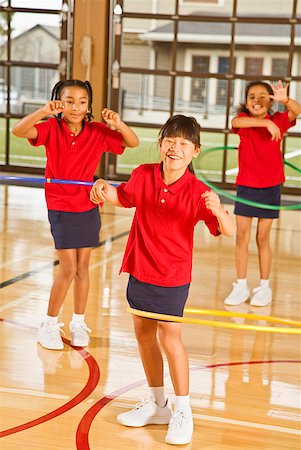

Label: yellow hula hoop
[127,307,301,335]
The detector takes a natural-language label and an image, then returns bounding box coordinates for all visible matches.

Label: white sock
[237,278,247,287]
[150,386,167,408]
[260,279,269,287]
[45,314,58,323]
[72,313,85,323]
[174,395,190,412]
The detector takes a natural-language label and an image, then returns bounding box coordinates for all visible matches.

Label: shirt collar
[61,118,91,139]
[155,162,194,194]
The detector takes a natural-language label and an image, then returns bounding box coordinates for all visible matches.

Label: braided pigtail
[51,80,65,121]
[84,80,94,121]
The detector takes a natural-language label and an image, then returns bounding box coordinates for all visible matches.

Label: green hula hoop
[195,146,301,211]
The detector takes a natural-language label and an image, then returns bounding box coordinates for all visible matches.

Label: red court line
[76,359,301,450]
[0,321,100,438]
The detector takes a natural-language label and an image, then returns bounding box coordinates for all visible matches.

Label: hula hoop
[196,146,301,210]
[127,307,301,335]
[0,176,119,187]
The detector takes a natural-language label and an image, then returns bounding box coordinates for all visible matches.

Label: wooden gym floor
[0,183,300,449]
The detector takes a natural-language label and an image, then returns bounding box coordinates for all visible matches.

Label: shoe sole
[250,299,272,307]
[70,340,89,347]
[37,341,64,351]
[117,417,171,427]
[165,436,192,445]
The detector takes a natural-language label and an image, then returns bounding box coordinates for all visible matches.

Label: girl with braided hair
[12,79,139,350]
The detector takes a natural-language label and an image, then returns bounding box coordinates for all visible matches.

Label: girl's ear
[193,146,201,158]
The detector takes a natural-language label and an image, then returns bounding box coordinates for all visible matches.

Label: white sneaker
[37,321,64,350]
[250,285,272,307]
[117,397,172,427]
[69,321,91,347]
[165,407,193,445]
[224,282,250,306]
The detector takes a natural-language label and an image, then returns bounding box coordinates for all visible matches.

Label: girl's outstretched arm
[102,108,139,148]
[90,179,122,206]
[231,116,281,141]
[202,191,236,237]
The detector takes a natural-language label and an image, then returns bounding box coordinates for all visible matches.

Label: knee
[256,231,269,248]
[75,263,89,281]
[60,264,77,281]
[158,327,182,355]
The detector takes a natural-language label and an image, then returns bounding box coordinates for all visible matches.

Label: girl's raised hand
[102,108,121,128]
[41,100,64,116]
[201,190,222,217]
[269,80,289,104]
[90,179,109,204]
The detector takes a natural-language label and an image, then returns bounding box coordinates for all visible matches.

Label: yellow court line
[127,307,301,335]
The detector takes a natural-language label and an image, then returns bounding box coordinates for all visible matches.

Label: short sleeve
[117,166,140,208]
[231,112,248,135]
[28,119,52,147]
[196,189,221,236]
[99,125,125,155]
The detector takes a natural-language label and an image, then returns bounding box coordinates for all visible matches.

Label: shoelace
[71,322,92,334]
[134,394,153,410]
[253,285,269,294]
[169,410,190,428]
[46,322,65,335]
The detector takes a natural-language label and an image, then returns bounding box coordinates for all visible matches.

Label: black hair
[237,81,274,115]
[158,115,201,174]
[50,79,94,122]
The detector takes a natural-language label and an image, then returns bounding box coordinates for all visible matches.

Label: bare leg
[256,218,273,279]
[158,322,189,396]
[47,249,77,316]
[132,315,164,387]
[235,215,253,279]
[73,247,92,314]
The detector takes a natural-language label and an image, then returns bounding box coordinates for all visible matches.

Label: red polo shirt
[117,163,220,287]
[233,111,296,188]
[29,118,124,212]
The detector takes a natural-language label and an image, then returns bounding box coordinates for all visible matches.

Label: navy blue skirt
[127,275,190,317]
[48,207,101,249]
[234,185,281,219]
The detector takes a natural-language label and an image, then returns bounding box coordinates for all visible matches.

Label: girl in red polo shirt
[12,79,139,350]
[224,80,301,307]
[90,115,235,445]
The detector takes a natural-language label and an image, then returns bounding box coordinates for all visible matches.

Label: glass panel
[174,76,232,129]
[194,133,226,183]
[292,29,301,76]
[9,66,59,115]
[0,11,8,60]
[121,18,173,70]
[117,126,161,174]
[287,81,301,133]
[0,118,6,164]
[234,24,291,77]
[11,13,61,62]
[11,0,63,9]
[179,0,233,16]
[283,137,301,188]
[121,73,171,124]
[9,118,46,168]
[122,0,175,14]
[176,21,232,72]
[236,0,294,17]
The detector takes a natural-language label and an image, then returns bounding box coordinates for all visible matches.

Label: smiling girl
[224,80,301,307]
[90,114,235,445]
[12,79,139,350]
